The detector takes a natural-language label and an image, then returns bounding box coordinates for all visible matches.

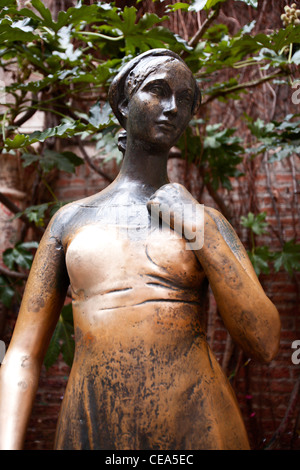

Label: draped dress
[53,192,250,450]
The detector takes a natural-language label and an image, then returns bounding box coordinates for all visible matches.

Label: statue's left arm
[148,183,281,363]
[196,205,280,362]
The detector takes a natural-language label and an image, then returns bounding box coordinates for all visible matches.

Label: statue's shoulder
[47,190,110,246]
[205,205,236,234]
[46,200,80,242]
[204,205,249,262]
[46,194,92,238]
[204,205,223,221]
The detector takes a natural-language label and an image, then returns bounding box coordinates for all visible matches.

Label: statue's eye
[148,84,165,96]
[178,93,193,105]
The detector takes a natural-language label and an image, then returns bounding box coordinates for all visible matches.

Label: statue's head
[108,49,201,153]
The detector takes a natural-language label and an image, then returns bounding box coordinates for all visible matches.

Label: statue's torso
[54,187,249,450]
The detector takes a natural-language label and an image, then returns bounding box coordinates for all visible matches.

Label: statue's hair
[124,56,178,102]
[108,49,201,131]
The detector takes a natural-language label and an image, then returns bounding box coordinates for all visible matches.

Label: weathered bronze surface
[0,49,281,450]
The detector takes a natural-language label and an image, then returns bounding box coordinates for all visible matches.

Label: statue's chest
[65,204,204,294]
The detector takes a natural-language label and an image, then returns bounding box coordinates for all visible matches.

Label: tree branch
[0,191,27,222]
[12,93,38,128]
[205,180,233,221]
[77,139,113,183]
[0,191,44,235]
[13,106,37,129]
[203,70,284,105]
[188,5,221,50]
[0,264,27,280]
[265,375,300,450]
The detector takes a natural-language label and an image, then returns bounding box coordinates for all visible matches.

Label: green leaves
[22,149,83,174]
[1,1,178,154]
[5,121,85,150]
[241,213,300,276]
[0,237,39,309]
[94,128,123,165]
[44,304,75,369]
[246,114,300,162]
[1,0,196,156]
[194,19,300,88]
[248,241,300,277]
[13,202,58,227]
[88,102,115,129]
[30,0,52,26]
[248,246,273,276]
[119,7,189,54]
[3,241,38,271]
[0,0,16,7]
[71,5,186,55]
[54,3,118,32]
[241,212,268,236]
[1,0,299,161]
[241,212,272,275]
[178,122,244,191]
[273,240,300,275]
[168,0,257,14]
[234,0,258,7]
[188,0,226,11]
[0,22,36,43]
[0,276,15,308]
[203,124,244,190]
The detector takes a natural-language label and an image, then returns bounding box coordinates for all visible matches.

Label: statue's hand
[147,183,204,248]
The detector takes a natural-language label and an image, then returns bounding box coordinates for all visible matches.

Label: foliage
[177,121,244,190]
[0,275,15,308]
[44,303,75,369]
[241,212,273,275]
[0,0,191,152]
[241,212,300,276]
[0,242,38,308]
[12,201,63,227]
[21,149,83,174]
[245,113,300,162]
[0,0,299,370]
[0,0,299,153]
[273,239,300,275]
[3,241,39,271]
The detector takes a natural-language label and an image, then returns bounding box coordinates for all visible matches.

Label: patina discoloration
[0,49,280,451]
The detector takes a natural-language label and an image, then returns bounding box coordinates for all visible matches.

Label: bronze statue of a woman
[0,49,280,450]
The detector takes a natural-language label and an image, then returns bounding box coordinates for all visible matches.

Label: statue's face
[125,60,195,150]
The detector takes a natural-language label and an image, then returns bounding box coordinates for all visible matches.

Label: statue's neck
[116,139,170,190]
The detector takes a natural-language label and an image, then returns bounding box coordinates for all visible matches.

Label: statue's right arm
[0,207,70,450]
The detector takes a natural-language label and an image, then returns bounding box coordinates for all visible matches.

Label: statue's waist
[71,283,203,310]
[71,292,206,342]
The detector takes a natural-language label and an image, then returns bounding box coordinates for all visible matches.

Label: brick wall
[19,151,300,450]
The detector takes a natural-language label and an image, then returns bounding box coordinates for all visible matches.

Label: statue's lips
[156,120,176,131]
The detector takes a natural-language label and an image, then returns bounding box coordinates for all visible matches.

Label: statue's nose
[163,95,178,116]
